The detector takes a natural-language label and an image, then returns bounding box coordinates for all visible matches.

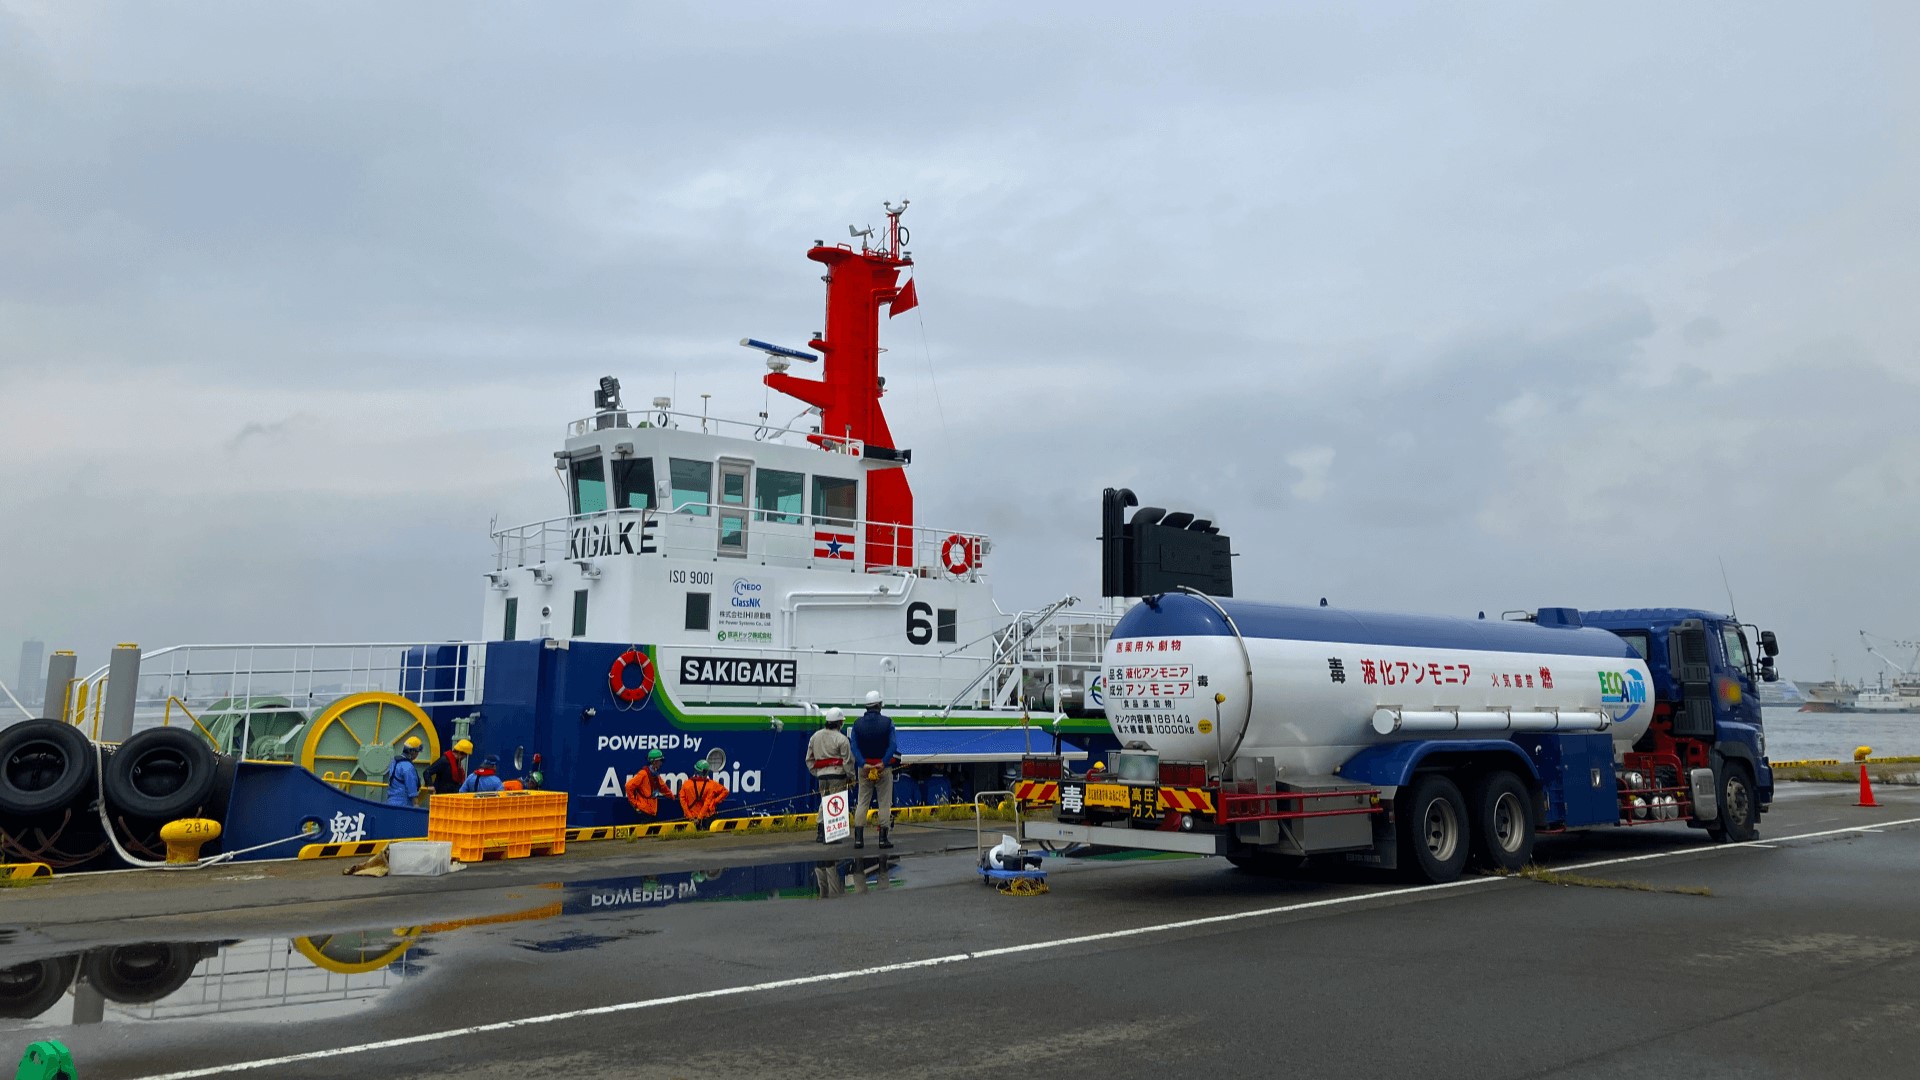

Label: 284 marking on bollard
[821,791,851,844]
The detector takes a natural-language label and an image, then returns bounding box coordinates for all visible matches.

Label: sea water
[1761,706,1920,760]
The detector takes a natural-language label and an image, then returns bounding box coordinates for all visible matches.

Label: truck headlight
[1179,814,1194,832]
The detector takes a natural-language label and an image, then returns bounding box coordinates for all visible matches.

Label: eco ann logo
[1087,675,1105,711]
[1598,669,1647,723]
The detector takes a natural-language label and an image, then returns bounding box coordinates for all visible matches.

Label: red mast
[764,202,916,569]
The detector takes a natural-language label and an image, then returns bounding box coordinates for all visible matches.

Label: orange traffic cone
[1856,763,1879,808]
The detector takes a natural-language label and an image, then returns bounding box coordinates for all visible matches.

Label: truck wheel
[1708,763,1759,843]
[1397,774,1470,883]
[1469,771,1535,873]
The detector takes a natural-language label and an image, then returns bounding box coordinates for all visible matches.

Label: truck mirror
[1759,630,1779,658]
[1759,655,1778,683]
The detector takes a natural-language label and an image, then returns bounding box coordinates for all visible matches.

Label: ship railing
[563,407,863,456]
[65,641,487,755]
[491,505,991,579]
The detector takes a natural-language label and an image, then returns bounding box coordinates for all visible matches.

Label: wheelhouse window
[612,458,656,510]
[670,459,712,515]
[570,455,607,515]
[812,475,859,526]
[755,468,804,524]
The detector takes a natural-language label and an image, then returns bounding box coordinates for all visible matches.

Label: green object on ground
[15,1040,76,1080]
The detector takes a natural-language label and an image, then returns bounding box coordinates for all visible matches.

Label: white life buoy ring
[941,534,975,576]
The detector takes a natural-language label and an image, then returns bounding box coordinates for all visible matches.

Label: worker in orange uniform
[624,749,677,819]
[677,759,729,829]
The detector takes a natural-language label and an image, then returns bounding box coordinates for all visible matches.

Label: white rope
[0,675,39,721]
[90,742,310,870]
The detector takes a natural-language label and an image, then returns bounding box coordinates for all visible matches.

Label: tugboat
[1,203,1119,867]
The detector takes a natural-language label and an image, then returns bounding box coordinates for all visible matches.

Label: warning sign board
[821,790,851,844]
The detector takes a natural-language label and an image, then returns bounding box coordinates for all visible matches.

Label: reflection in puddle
[560,853,903,916]
[0,852,909,1025]
[0,932,420,1027]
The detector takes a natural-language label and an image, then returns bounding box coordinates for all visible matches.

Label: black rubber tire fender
[1709,762,1760,843]
[81,943,203,1004]
[103,726,218,821]
[1396,773,1471,884]
[1468,771,1536,873]
[0,954,78,1019]
[0,719,96,817]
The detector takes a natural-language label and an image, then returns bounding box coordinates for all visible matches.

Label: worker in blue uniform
[851,690,900,850]
[385,737,424,806]
[459,755,505,793]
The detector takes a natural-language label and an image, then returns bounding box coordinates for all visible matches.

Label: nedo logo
[731,578,764,609]
[1598,669,1647,723]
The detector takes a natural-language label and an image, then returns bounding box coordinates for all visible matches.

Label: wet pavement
[3,785,1917,1079]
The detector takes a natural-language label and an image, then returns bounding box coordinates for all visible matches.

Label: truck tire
[1707,763,1759,843]
[1397,773,1470,883]
[0,719,95,817]
[1469,771,1535,873]
[0,954,77,1020]
[103,727,218,822]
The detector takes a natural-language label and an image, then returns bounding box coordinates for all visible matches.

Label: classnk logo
[569,519,658,559]
[731,578,764,609]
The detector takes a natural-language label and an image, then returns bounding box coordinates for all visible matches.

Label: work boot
[853,828,865,849]
[878,827,894,849]
[815,822,825,843]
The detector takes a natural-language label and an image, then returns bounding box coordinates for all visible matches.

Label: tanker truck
[1019,491,1778,884]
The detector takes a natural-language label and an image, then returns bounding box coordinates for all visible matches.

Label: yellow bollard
[1854,745,1874,762]
[159,818,222,864]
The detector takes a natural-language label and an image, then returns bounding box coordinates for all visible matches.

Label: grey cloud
[3,4,1917,685]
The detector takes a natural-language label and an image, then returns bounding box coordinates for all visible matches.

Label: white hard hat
[864,690,882,706]
[822,707,845,726]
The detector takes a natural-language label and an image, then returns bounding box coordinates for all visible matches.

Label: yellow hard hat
[452,739,473,755]
[403,736,423,750]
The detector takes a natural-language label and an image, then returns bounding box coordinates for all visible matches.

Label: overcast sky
[3,2,1917,693]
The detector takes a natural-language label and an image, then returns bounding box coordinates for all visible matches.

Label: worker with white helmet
[805,708,856,843]
[385,736,424,806]
[850,690,900,849]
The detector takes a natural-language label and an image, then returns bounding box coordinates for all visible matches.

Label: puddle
[0,852,913,1026]
[0,932,423,1028]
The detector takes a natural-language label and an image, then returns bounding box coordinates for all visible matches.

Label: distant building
[14,639,45,711]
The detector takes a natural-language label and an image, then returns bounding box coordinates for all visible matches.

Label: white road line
[127,814,1920,1080]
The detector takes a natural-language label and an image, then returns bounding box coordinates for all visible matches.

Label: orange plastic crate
[429,791,570,861]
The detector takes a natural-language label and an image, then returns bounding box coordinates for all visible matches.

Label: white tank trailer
[1105,594,1653,778]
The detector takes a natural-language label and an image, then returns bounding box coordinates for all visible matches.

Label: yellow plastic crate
[429,791,569,861]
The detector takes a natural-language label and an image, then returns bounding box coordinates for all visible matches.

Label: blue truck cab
[1576,607,1776,831]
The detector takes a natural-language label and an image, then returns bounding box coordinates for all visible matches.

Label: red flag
[890,277,918,317]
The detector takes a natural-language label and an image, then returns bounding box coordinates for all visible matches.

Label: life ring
[941,534,975,576]
[609,649,655,704]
